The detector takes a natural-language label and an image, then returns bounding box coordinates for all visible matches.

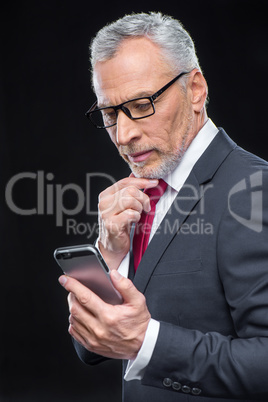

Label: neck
[182,108,209,155]
[196,107,208,133]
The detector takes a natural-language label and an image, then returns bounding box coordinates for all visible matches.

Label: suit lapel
[132,128,237,294]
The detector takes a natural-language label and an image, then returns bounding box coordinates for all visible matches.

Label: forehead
[93,37,172,106]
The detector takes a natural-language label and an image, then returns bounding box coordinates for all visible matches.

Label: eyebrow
[97,90,155,109]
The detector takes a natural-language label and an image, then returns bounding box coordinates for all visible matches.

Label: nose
[115,110,142,146]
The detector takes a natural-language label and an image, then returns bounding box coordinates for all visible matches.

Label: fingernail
[146,179,158,189]
[112,270,122,281]
[58,276,67,287]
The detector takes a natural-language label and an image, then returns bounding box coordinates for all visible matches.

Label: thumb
[110,270,140,304]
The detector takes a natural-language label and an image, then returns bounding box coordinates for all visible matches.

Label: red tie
[133,179,167,272]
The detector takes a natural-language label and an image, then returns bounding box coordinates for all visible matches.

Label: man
[58,12,268,401]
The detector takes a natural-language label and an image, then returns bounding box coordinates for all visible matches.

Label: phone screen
[54,245,123,305]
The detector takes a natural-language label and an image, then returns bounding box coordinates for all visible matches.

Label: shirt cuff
[95,238,130,277]
[124,319,160,381]
[117,252,130,278]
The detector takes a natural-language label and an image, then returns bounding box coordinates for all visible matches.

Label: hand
[59,270,151,360]
[98,176,158,269]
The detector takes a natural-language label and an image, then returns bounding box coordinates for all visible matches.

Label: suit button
[163,378,172,388]
[192,387,202,395]
[182,385,191,393]
[172,382,181,391]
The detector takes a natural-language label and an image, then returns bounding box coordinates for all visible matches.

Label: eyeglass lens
[91,98,154,128]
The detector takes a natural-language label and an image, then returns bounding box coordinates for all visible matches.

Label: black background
[1,1,267,401]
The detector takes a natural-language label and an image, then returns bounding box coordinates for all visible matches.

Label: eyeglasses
[85,71,189,129]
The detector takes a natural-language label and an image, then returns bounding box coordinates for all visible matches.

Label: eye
[134,100,151,111]
[128,99,153,117]
[102,108,117,124]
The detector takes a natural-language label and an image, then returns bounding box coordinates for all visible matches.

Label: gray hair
[90,12,202,81]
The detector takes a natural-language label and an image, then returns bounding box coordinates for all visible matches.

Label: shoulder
[213,128,268,183]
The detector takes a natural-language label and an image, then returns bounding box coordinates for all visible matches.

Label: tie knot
[144,179,167,205]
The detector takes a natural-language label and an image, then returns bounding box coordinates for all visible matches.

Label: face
[93,37,206,178]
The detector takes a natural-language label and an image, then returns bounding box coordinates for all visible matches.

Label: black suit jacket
[75,129,268,401]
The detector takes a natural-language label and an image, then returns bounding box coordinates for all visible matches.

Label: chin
[130,159,178,179]
[128,161,156,179]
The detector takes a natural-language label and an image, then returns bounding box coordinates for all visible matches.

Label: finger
[68,293,100,338]
[101,177,158,197]
[69,310,94,338]
[119,186,152,213]
[58,275,106,316]
[118,208,142,227]
[110,270,144,305]
[128,174,160,191]
[68,321,91,351]
[101,187,145,215]
[68,292,93,321]
[99,177,159,220]
[100,186,152,219]
[67,293,108,355]
[102,209,141,238]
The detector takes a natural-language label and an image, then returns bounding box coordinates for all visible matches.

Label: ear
[189,69,208,112]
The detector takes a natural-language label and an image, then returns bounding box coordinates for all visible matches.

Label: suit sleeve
[141,169,268,400]
[72,338,109,365]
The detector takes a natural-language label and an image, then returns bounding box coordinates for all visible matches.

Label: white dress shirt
[122,118,219,380]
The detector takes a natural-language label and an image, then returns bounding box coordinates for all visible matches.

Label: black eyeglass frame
[85,71,190,129]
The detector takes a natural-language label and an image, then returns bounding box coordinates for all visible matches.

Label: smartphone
[54,244,123,305]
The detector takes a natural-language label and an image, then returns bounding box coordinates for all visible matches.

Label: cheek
[165,99,192,139]
[143,121,170,148]
[146,109,182,149]
[144,106,172,135]
[156,98,183,129]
